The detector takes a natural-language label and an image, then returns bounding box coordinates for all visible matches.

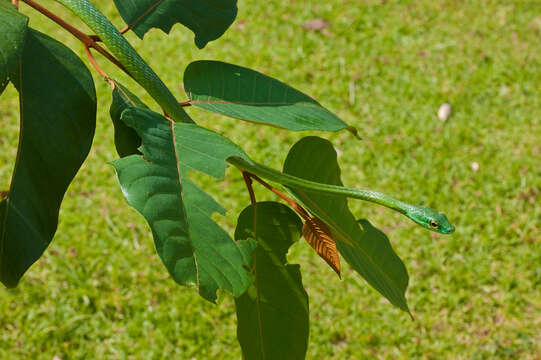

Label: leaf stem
[242,171,257,206]
[245,172,311,221]
[241,171,258,234]
[83,45,107,78]
[83,45,115,89]
[20,0,134,81]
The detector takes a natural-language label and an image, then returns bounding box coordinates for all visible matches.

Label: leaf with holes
[184,60,354,132]
[0,1,28,93]
[112,0,237,48]
[112,108,256,302]
[1,29,96,287]
[282,136,410,313]
[303,217,341,277]
[235,202,309,360]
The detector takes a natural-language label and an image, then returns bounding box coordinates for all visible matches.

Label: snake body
[228,157,455,234]
[54,0,191,123]
[54,0,454,235]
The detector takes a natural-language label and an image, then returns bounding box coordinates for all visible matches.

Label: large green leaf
[112,108,256,301]
[235,202,309,360]
[282,136,410,313]
[109,81,147,157]
[0,0,28,93]
[183,60,350,132]
[112,0,237,48]
[1,29,96,287]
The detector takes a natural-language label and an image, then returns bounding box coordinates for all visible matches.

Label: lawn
[1,0,540,358]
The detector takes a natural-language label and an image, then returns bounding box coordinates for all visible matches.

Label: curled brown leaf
[302,217,341,277]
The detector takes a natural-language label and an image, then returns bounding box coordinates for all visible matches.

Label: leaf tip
[0,270,20,289]
[194,37,207,49]
[346,126,361,140]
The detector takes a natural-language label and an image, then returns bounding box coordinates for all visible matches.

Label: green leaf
[184,60,350,132]
[112,0,237,48]
[109,81,148,157]
[282,136,410,313]
[0,0,28,93]
[1,29,96,287]
[235,202,309,360]
[112,108,256,301]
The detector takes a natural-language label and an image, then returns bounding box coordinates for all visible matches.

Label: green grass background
[1,0,540,358]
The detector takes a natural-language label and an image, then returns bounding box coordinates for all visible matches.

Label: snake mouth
[441,225,455,234]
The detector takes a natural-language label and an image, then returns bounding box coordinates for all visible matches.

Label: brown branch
[88,34,101,42]
[179,100,192,107]
[242,171,257,206]
[84,45,107,78]
[245,172,311,221]
[21,0,135,81]
[84,45,115,88]
[22,0,94,47]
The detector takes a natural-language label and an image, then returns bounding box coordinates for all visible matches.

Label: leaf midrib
[168,120,199,289]
[128,0,164,30]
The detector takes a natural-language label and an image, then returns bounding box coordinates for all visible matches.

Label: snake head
[407,206,455,234]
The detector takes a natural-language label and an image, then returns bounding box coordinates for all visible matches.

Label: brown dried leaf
[303,19,330,31]
[302,217,341,277]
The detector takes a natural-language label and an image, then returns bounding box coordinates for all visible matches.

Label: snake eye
[429,220,439,228]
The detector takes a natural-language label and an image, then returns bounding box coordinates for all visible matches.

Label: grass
[1,0,540,358]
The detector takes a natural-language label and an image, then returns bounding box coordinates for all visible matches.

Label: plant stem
[119,25,130,34]
[83,45,107,78]
[246,172,311,221]
[84,45,116,89]
[241,171,258,234]
[20,0,134,81]
[242,171,257,206]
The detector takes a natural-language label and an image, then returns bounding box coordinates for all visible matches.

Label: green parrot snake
[52,0,192,123]
[53,0,455,235]
[228,157,454,234]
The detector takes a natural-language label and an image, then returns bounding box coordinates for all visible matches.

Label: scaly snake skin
[54,0,192,123]
[228,157,455,234]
